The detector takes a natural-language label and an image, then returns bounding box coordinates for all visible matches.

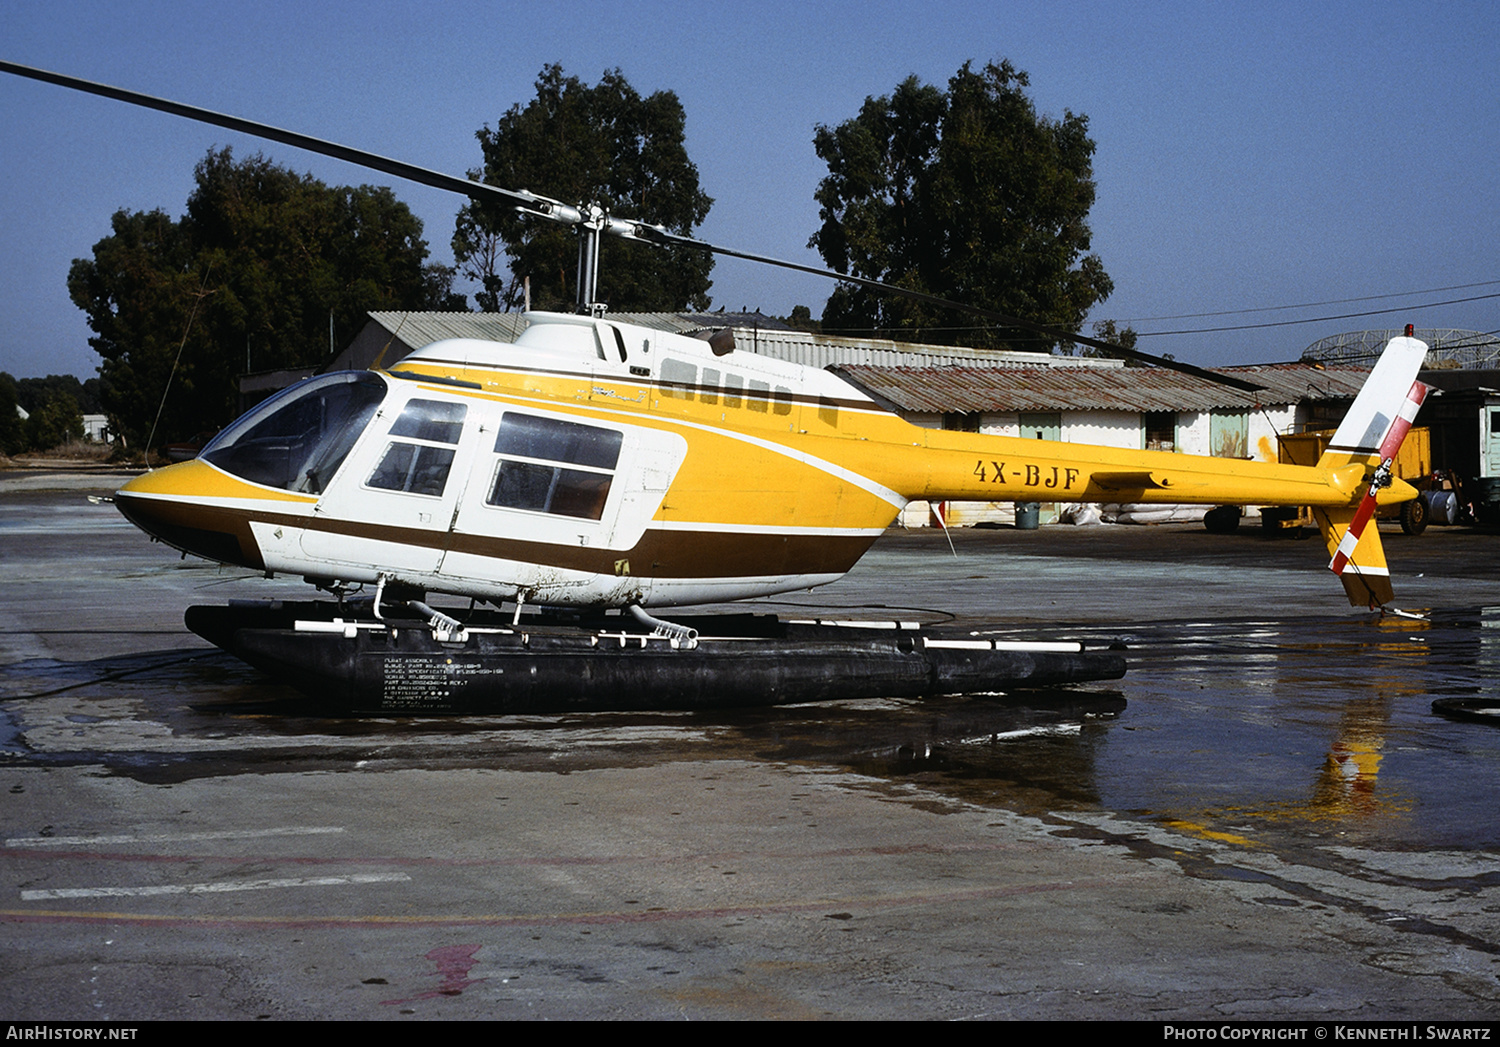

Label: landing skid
[186,602,1127,715]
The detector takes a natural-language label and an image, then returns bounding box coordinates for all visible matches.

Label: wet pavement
[5,475,1500,1019]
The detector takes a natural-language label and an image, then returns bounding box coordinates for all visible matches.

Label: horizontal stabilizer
[1090,470,1205,491]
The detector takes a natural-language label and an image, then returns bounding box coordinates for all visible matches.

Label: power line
[1121,278,1500,323]
[1135,291,1500,339]
[813,284,1500,344]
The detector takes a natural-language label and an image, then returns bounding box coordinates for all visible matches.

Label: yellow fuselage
[116,312,1405,608]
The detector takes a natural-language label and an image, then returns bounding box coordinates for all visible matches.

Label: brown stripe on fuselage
[442,526,875,578]
[116,494,267,571]
[117,494,876,579]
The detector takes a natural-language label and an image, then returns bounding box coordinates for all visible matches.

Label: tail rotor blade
[1328,378,1432,577]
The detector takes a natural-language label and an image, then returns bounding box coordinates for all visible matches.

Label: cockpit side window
[485,412,623,521]
[200,372,386,494]
[366,398,467,497]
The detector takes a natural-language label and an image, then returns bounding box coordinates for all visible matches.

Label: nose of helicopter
[115,460,268,570]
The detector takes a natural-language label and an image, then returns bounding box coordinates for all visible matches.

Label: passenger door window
[486,413,624,521]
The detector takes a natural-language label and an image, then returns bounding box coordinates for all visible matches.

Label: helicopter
[0,62,1430,712]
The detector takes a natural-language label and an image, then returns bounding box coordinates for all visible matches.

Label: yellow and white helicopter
[0,62,1430,711]
[114,314,1425,612]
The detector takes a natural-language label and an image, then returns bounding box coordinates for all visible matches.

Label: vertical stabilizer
[1312,507,1394,607]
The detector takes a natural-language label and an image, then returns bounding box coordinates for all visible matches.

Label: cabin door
[301,392,476,573]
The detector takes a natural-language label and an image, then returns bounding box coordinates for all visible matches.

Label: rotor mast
[575,204,607,316]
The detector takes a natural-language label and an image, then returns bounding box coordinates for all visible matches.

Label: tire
[1204,505,1242,534]
[1399,496,1428,536]
[1259,506,1301,537]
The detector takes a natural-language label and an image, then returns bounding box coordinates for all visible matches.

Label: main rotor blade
[632,226,1262,391]
[0,60,570,219]
[3,60,1260,392]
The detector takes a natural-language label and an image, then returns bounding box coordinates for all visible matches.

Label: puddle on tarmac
[5,609,1500,854]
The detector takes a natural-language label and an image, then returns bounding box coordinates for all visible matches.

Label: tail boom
[866,335,1431,608]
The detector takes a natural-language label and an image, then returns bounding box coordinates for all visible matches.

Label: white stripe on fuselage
[648,520,886,537]
[484,384,908,510]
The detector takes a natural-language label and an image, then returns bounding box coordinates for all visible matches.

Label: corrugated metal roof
[365,311,527,346]
[725,328,1117,370]
[361,311,1119,371]
[830,361,1372,413]
[357,312,1368,413]
[1213,361,1372,404]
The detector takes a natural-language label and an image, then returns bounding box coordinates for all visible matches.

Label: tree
[783,305,822,333]
[1056,318,1140,360]
[12,375,89,451]
[23,391,84,450]
[0,374,25,457]
[455,65,714,313]
[14,374,98,416]
[810,60,1113,349]
[0,373,85,453]
[68,149,464,447]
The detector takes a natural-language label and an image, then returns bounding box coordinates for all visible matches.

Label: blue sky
[3,0,1497,379]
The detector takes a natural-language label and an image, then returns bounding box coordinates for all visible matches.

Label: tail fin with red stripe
[1313,335,1430,607]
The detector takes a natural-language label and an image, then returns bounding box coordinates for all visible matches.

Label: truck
[1260,426,1436,535]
